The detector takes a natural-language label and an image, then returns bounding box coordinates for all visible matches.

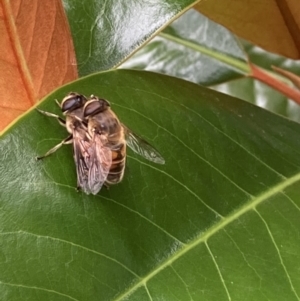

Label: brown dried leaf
[0,0,77,131]
[196,0,300,60]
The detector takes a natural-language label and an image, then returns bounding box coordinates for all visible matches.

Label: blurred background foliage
[119,9,300,123]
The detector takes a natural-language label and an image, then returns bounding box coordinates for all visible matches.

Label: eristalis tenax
[36,92,164,194]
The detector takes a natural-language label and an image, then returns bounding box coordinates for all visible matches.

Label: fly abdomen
[106,143,126,185]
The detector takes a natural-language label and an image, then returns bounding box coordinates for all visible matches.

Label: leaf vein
[0,280,79,301]
[170,265,194,301]
[224,229,263,284]
[128,155,224,219]
[113,172,300,300]
[112,90,286,180]
[98,193,186,245]
[283,191,300,213]
[255,209,300,301]
[114,102,254,198]
[144,284,154,301]
[206,241,231,301]
[0,230,139,279]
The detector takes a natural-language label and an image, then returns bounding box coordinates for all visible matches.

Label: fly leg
[36,135,73,160]
[36,108,66,127]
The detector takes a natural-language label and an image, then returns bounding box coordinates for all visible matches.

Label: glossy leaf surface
[62,0,198,75]
[120,9,248,86]
[1,70,300,300]
[121,9,300,122]
[214,42,300,123]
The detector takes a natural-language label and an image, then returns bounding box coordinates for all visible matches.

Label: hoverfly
[36,92,93,194]
[82,95,165,194]
[37,93,164,195]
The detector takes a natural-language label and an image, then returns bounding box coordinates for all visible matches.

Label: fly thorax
[90,114,121,136]
[65,116,81,134]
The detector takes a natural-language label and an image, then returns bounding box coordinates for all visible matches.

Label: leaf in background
[120,9,249,86]
[244,41,300,74]
[213,78,300,123]
[62,0,198,76]
[121,9,300,122]
[1,70,300,300]
[196,0,300,59]
[214,42,300,123]
[0,0,78,131]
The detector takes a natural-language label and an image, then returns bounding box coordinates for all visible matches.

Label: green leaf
[213,77,300,124]
[120,8,300,122]
[214,41,300,123]
[62,0,198,75]
[1,70,300,300]
[120,9,249,85]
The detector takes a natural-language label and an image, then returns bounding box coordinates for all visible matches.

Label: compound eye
[84,98,110,117]
[61,93,86,112]
[84,100,102,117]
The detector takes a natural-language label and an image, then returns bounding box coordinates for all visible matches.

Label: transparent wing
[73,130,92,195]
[88,135,112,195]
[123,124,165,164]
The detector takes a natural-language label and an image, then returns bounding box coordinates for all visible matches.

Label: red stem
[249,63,300,105]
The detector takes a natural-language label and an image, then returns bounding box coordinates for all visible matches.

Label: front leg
[36,135,73,160]
[36,108,66,127]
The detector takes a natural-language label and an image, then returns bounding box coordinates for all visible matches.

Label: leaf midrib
[159,32,250,74]
[114,172,300,301]
[2,1,36,105]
